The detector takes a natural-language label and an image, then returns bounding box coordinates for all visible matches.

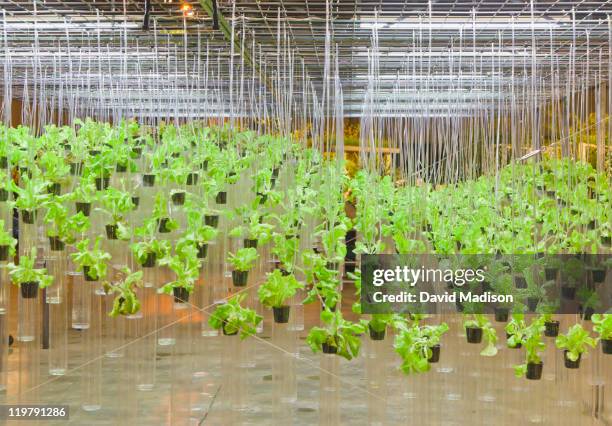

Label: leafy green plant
[514,316,546,378]
[158,246,200,296]
[0,220,17,257]
[10,174,50,212]
[306,310,365,360]
[70,237,112,281]
[301,249,341,309]
[227,247,259,272]
[271,233,299,273]
[592,314,612,340]
[106,267,143,317]
[463,314,498,356]
[505,313,526,348]
[7,247,53,288]
[44,197,90,244]
[208,293,262,339]
[556,323,596,362]
[257,269,304,308]
[394,322,449,374]
[98,187,134,225]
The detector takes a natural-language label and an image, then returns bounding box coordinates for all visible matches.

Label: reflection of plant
[257,269,304,308]
[556,323,596,362]
[208,293,262,339]
[106,267,143,317]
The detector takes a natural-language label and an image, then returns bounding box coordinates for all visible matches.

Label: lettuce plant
[106,267,143,317]
[556,323,596,363]
[306,310,365,360]
[208,293,262,339]
[257,269,304,309]
[227,247,259,272]
[7,247,53,289]
[71,237,112,281]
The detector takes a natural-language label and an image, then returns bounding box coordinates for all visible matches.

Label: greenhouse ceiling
[1,0,611,117]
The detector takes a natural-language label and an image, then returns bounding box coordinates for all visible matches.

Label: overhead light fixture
[181,3,194,17]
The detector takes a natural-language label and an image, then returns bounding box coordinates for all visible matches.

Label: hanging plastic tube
[136,268,157,391]
[319,354,340,425]
[0,260,9,392]
[46,249,67,375]
[81,287,104,411]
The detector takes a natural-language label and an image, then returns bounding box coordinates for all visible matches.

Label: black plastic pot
[82,266,98,282]
[544,321,560,337]
[48,236,65,251]
[0,156,7,169]
[561,286,576,300]
[222,325,238,336]
[494,307,509,322]
[105,224,118,240]
[131,197,140,209]
[0,189,8,202]
[272,167,280,179]
[141,253,157,268]
[186,173,199,186]
[171,191,186,206]
[602,339,612,355]
[232,270,249,287]
[116,163,128,173]
[196,243,208,259]
[173,287,190,304]
[0,245,10,261]
[526,362,543,380]
[21,281,39,299]
[514,276,527,289]
[47,182,61,196]
[158,218,172,233]
[75,202,91,216]
[322,342,338,354]
[243,239,258,249]
[588,220,596,230]
[368,324,386,341]
[564,351,581,369]
[204,215,219,228]
[273,306,291,324]
[95,177,110,191]
[602,236,611,247]
[465,327,483,344]
[21,209,36,224]
[591,268,606,283]
[428,344,441,363]
[257,193,268,204]
[215,191,227,204]
[143,174,156,187]
[200,160,209,171]
[526,297,539,312]
[545,268,558,281]
[89,149,101,156]
[579,305,594,321]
